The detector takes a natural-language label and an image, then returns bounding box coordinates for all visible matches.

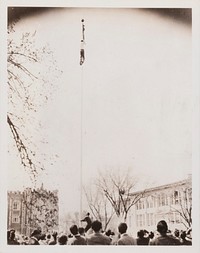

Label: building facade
[127,175,192,236]
[7,185,59,236]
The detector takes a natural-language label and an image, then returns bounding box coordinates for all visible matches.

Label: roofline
[131,178,191,196]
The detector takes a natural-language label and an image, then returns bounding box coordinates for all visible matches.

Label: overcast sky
[7,8,192,213]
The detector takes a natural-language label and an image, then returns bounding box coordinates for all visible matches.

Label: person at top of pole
[80,19,86,65]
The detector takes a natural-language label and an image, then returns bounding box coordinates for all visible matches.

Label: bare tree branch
[7,21,62,181]
[96,169,146,221]
[84,185,114,231]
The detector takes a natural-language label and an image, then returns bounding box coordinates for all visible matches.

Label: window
[146,199,150,209]
[161,193,165,206]
[150,213,154,226]
[150,197,154,208]
[168,212,175,224]
[143,214,145,226]
[153,196,157,207]
[147,213,150,226]
[137,214,144,227]
[12,215,20,223]
[174,191,179,204]
[139,214,143,226]
[136,200,144,210]
[13,201,20,210]
[170,193,174,205]
[146,197,153,209]
[146,213,154,226]
[136,215,139,226]
[138,201,141,209]
[158,194,161,206]
[137,199,145,209]
[158,193,168,206]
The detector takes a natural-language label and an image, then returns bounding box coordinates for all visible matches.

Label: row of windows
[136,214,155,227]
[136,191,180,210]
[136,212,181,228]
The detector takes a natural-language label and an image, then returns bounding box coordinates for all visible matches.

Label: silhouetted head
[31,229,41,239]
[174,229,180,238]
[118,223,128,234]
[70,225,78,235]
[52,231,57,239]
[58,235,68,245]
[91,220,102,232]
[7,231,11,240]
[40,234,46,240]
[46,234,51,239]
[105,229,112,237]
[186,228,192,240]
[149,231,154,239]
[157,220,168,235]
[137,230,145,238]
[78,227,85,235]
[10,231,16,240]
[180,231,186,240]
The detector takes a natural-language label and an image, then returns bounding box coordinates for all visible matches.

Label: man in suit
[117,223,136,245]
[87,220,111,245]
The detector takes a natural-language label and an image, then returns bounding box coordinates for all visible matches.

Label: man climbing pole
[80,19,86,65]
[80,39,85,65]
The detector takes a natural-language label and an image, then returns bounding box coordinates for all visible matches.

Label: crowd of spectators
[7,219,192,246]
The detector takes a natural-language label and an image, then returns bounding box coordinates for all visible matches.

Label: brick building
[7,185,59,236]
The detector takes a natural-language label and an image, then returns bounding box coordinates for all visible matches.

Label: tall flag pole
[80,19,85,224]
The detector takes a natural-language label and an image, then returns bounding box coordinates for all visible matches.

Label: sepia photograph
[0,1,199,252]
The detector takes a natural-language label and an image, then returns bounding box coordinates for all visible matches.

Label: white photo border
[0,1,199,253]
